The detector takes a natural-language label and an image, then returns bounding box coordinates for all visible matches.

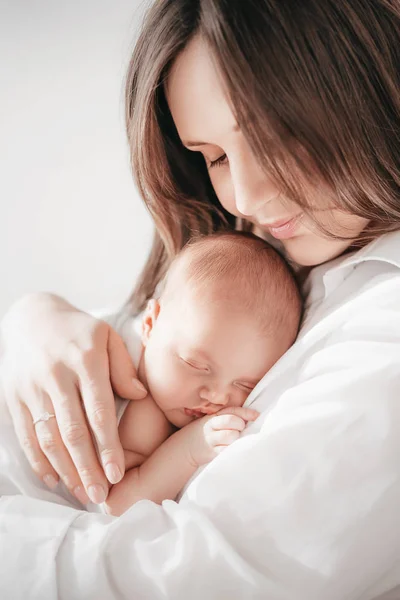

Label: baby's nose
[208,389,230,406]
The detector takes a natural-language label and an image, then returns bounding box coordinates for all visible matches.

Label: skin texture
[0,35,371,505]
[105,266,293,515]
[167,36,369,267]
[139,286,290,428]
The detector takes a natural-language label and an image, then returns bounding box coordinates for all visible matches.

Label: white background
[0,0,153,318]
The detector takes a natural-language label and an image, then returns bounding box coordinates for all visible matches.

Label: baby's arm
[103,396,173,514]
[117,396,174,470]
[104,405,259,516]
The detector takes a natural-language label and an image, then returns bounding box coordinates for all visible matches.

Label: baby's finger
[216,406,259,422]
[210,428,241,446]
[208,414,246,432]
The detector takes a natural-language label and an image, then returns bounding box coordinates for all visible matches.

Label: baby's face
[140,288,289,428]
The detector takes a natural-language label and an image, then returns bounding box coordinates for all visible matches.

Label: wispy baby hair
[162,231,302,342]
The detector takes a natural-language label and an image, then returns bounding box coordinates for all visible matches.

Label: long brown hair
[125,0,400,314]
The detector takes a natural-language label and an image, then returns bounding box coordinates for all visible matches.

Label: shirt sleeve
[2,278,400,600]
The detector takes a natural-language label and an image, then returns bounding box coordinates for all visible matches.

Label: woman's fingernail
[43,474,59,490]
[74,485,89,505]
[132,379,147,395]
[105,462,122,484]
[88,483,107,504]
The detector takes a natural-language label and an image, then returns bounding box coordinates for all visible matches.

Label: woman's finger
[46,366,110,504]
[10,397,60,490]
[26,383,90,504]
[108,327,147,399]
[77,356,125,489]
[35,415,90,505]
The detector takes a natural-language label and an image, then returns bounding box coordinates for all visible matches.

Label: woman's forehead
[166,36,237,147]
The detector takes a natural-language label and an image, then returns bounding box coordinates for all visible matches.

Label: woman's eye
[208,154,228,169]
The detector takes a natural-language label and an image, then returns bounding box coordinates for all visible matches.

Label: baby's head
[139,232,302,427]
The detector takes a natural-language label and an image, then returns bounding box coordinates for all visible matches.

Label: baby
[102,231,302,516]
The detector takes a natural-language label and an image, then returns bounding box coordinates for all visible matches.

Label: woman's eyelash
[209,154,227,169]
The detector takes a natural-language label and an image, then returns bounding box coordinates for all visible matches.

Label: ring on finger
[33,411,56,427]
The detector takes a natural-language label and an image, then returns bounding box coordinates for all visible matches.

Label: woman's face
[166,37,369,267]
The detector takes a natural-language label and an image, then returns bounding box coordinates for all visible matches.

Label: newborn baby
[103,231,302,516]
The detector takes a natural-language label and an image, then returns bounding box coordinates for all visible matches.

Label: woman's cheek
[210,171,238,217]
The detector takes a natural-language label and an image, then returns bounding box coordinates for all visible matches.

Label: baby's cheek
[146,358,183,406]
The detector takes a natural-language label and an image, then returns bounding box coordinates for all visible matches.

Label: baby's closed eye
[234,382,256,392]
[180,357,210,373]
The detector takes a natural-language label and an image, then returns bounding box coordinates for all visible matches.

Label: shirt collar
[326,230,400,275]
[304,230,400,305]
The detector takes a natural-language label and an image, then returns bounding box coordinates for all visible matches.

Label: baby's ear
[141,299,160,346]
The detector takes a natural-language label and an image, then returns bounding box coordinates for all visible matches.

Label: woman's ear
[141,299,160,346]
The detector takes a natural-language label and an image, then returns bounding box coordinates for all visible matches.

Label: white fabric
[2,231,400,599]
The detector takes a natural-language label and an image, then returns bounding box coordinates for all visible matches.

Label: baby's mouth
[184,407,218,418]
[184,408,208,419]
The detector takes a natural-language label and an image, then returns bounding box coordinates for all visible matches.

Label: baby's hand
[187,406,259,467]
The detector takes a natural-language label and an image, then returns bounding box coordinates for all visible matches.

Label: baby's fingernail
[43,474,59,490]
[74,485,89,505]
[132,379,147,395]
[88,483,107,504]
[105,462,122,484]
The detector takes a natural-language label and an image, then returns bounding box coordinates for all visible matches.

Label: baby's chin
[165,408,195,429]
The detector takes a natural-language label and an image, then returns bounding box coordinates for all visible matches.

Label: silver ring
[33,411,56,427]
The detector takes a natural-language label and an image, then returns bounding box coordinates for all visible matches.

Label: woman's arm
[3,324,400,600]
[105,406,259,515]
[3,275,400,598]
[0,292,147,504]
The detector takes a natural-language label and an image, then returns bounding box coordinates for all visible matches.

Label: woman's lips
[260,215,302,240]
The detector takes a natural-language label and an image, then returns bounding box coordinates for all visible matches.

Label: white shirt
[2,231,400,600]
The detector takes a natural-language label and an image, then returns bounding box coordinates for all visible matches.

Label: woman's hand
[0,293,147,505]
[186,406,259,467]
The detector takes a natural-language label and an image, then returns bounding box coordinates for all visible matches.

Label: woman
[1,0,400,597]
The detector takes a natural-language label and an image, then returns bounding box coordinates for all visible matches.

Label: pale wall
[0,0,154,318]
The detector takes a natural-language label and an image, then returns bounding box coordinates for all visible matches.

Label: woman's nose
[230,152,279,218]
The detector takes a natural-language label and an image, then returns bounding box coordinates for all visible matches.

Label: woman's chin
[283,235,355,267]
